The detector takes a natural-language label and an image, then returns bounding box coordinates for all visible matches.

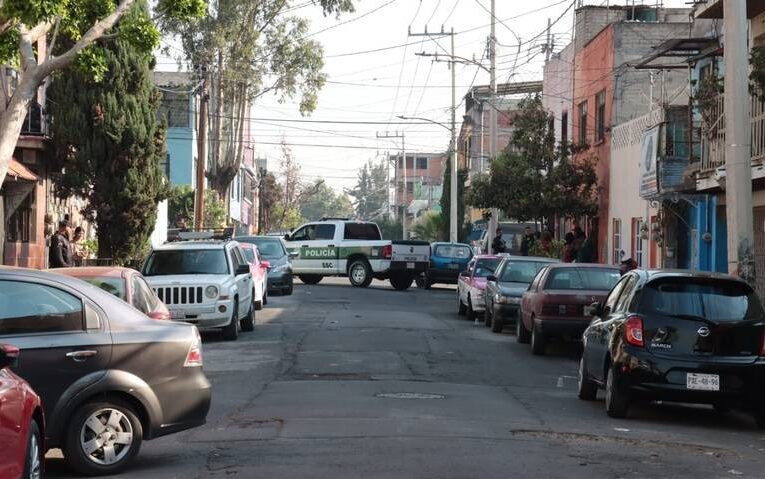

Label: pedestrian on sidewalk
[562,232,576,262]
[491,227,507,254]
[520,227,536,256]
[49,220,73,268]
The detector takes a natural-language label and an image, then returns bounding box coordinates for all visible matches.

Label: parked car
[579,270,765,426]
[237,236,295,295]
[416,242,473,289]
[56,266,170,320]
[518,263,621,355]
[237,242,269,310]
[484,256,559,333]
[0,343,44,479]
[457,255,502,320]
[0,267,212,475]
[142,234,255,340]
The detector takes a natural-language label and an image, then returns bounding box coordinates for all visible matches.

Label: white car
[142,236,255,340]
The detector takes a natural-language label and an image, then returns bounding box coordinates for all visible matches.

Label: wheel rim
[351,264,366,283]
[28,429,41,479]
[80,408,134,466]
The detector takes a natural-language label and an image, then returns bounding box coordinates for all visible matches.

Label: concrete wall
[543,44,574,144]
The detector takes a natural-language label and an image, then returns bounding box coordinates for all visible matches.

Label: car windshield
[77,277,126,300]
[241,239,285,259]
[144,249,228,276]
[434,245,471,259]
[546,268,620,291]
[474,258,501,277]
[499,261,550,283]
[639,278,764,322]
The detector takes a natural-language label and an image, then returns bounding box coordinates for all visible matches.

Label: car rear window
[240,238,285,259]
[474,258,501,277]
[638,278,764,322]
[499,261,550,283]
[344,223,381,240]
[545,268,620,291]
[434,245,471,259]
[77,277,126,300]
[143,249,228,276]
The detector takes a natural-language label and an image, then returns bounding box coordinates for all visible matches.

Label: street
[45,279,765,478]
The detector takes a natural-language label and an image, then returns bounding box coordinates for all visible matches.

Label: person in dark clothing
[562,232,576,262]
[491,228,507,254]
[520,227,536,256]
[576,233,597,263]
[49,220,73,268]
[619,257,638,275]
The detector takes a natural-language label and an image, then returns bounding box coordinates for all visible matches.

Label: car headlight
[494,294,506,304]
[271,263,290,273]
[205,286,219,299]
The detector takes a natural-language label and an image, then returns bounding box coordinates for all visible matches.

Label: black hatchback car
[0,267,212,475]
[237,235,295,295]
[578,269,765,426]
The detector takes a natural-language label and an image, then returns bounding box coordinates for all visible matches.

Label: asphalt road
[48,277,765,478]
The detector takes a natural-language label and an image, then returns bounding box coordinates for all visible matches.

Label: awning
[632,37,720,70]
[6,158,38,182]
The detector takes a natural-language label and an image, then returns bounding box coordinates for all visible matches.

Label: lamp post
[398,115,458,242]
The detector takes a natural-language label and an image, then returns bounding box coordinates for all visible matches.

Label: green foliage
[73,45,109,82]
[299,179,354,221]
[0,29,20,68]
[203,190,227,228]
[167,185,228,228]
[48,1,167,264]
[2,0,69,26]
[466,94,598,225]
[377,218,403,240]
[529,240,565,259]
[271,204,304,231]
[411,212,444,242]
[693,73,723,126]
[348,160,389,220]
[750,46,765,101]
[439,158,469,242]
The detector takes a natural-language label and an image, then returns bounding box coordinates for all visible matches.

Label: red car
[518,263,621,355]
[238,242,269,310]
[56,266,171,320]
[0,344,44,479]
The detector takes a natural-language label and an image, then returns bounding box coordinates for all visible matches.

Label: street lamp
[398,115,458,243]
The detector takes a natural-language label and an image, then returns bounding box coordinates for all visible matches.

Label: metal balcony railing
[700,91,765,172]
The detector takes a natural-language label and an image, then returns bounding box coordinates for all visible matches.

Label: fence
[700,91,765,172]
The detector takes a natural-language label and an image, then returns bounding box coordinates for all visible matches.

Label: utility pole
[377,131,407,238]
[723,0,755,284]
[487,0,499,253]
[195,69,208,229]
[410,27,459,242]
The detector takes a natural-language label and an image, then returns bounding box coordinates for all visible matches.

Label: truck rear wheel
[348,260,373,287]
[299,275,323,285]
[390,273,413,290]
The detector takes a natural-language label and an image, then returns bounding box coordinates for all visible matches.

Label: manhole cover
[376,392,445,399]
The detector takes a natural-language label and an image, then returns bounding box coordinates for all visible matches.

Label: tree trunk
[0,72,39,186]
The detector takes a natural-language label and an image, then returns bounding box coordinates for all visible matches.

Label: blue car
[416,242,473,289]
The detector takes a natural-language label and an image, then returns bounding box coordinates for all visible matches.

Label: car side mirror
[260,261,270,269]
[589,301,603,317]
[289,251,299,259]
[487,275,497,283]
[0,344,20,369]
[236,264,251,275]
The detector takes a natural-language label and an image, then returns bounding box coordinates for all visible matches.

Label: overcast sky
[158,0,690,193]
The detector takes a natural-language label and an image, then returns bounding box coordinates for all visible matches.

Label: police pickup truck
[283,219,430,290]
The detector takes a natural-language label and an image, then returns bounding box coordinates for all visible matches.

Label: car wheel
[263,288,268,306]
[241,299,255,332]
[63,399,143,476]
[23,419,42,479]
[605,365,630,418]
[516,315,531,344]
[390,273,413,290]
[222,301,240,341]
[254,286,264,311]
[348,260,373,288]
[299,275,323,285]
[530,321,546,355]
[457,290,467,316]
[577,356,598,401]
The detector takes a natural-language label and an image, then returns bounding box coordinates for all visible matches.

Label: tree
[258,171,280,233]
[299,179,354,221]
[0,0,204,187]
[439,158,469,242]
[48,2,168,263]
[160,0,356,197]
[411,212,444,242]
[168,184,227,228]
[348,160,388,220]
[377,218,403,240]
[466,94,598,228]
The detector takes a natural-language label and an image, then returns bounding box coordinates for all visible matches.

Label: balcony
[699,91,765,173]
[695,0,765,19]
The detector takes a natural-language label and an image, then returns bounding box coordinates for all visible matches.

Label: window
[499,260,553,284]
[407,156,414,170]
[5,193,31,243]
[78,276,126,300]
[344,223,382,240]
[0,280,84,334]
[632,218,644,267]
[135,277,159,312]
[157,90,190,128]
[578,101,588,145]
[242,238,286,259]
[143,249,229,276]
[242,247,256,264]
[560,111,568,144]
[417,157,428,170]
[314,224,336,240]
[614,275,638,312]
[545,268,621,291]
[529,267,548,292]
[603,276,629,314]
[595,90,606,142]
[433,244,471,259]
[612,218,622,264]
[474,258,501,278]
[131,276,152,314]
[290,225,316,241]
[406,183,414,194]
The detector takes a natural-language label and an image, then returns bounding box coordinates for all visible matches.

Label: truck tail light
[382,244,392,259]
[184,328,203,367]
[625,315,644,347]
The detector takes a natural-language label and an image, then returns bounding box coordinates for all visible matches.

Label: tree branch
[36,0,138,80]
[46,17,61,60]
[18,27,37,72]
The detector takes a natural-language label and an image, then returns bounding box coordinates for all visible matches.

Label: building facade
[391,152,446,222]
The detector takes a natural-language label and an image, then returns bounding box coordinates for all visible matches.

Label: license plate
[171,310,185,319]
[686,373,720,391]
[407,262,415,269]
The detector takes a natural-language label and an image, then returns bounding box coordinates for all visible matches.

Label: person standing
[562,232,576,262]
[71,226,89,266]
[491,227,507,254]
[49,220,73,268]
[520,227,536,256]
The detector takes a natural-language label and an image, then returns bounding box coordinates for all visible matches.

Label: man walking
[491,227,507,254]
[520,227,536,256]
[49,220,73,268]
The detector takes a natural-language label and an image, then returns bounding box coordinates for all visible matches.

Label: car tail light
[184,328,203,367]
[148,311,170,320]
[625,315,644,347]
[382,244,392,259]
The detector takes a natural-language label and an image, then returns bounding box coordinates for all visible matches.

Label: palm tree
[411,212,445,242]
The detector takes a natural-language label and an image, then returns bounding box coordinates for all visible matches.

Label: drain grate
[376,392,445,399]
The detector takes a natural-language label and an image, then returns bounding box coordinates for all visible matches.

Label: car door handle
[302,245,309,248]
[66,350,97,361]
